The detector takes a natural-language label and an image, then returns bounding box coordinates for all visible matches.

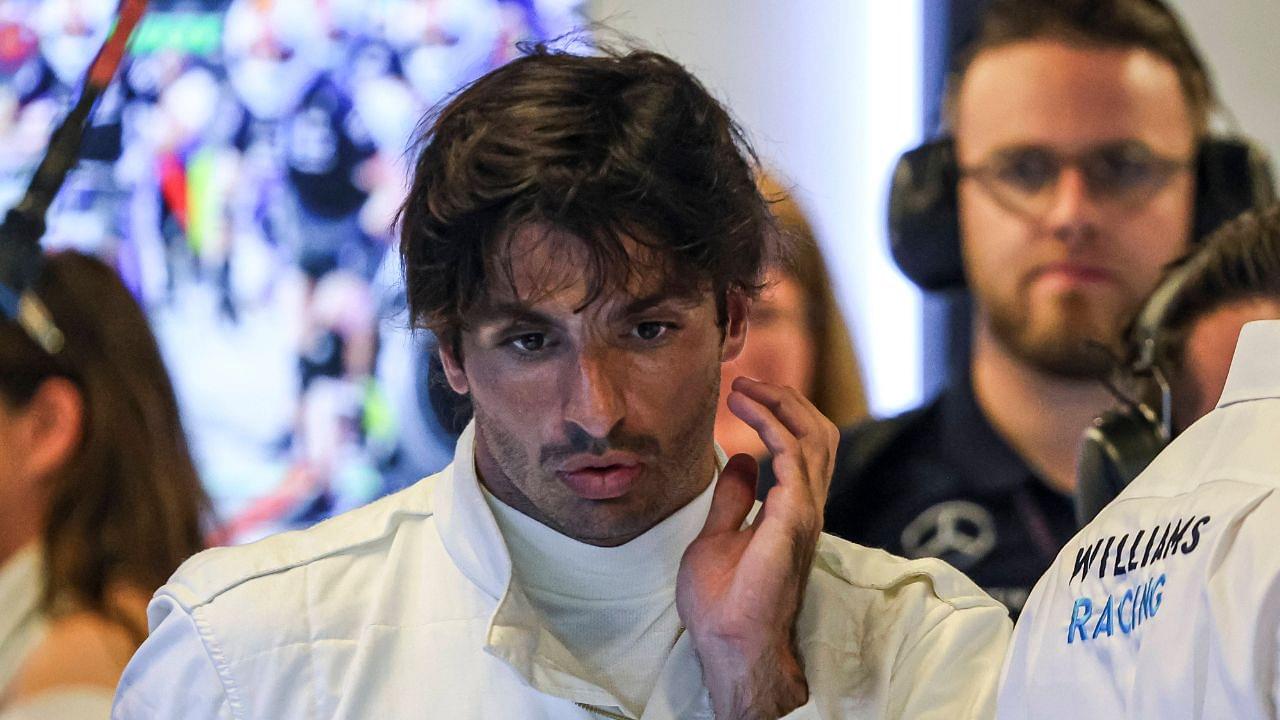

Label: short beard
[985,291,1119,380]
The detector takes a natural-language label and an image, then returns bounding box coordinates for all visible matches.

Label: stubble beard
[472,369,722,546]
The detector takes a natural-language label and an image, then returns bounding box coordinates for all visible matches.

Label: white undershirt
[0,545,47,702]
[483,480,715,717]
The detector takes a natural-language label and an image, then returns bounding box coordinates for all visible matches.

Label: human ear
[438,342,470,395]
[18,378,84,483]
[719,291,749,363]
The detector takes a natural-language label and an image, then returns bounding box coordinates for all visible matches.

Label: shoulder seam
[854,565,1002,611]
[189,604,248,720]
[814,540,1000,610]
[170,479,441,610]
[1108,476,1275,508]
[188,509,437,610]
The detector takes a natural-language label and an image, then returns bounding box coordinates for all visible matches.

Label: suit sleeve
[886,603,1013,720]
[112,597,237,720]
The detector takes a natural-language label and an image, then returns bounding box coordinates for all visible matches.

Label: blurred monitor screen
[0,0,579,542]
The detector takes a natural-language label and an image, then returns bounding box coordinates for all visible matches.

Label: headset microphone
[1074,255,1207,526]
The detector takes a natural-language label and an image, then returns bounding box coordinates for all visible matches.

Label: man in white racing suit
[999,206,1280,717]
[113,46,1012,720]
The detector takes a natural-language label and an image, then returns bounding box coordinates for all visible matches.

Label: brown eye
[511,333,546,352]
[633,322,670,341]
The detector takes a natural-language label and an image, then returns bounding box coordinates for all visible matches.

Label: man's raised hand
[677,377,838,719]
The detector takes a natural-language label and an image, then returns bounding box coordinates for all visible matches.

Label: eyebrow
[469,292,695,327]
[469,302,555,327]
[621,293,681,316]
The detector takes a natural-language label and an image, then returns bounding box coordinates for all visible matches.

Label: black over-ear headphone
[1073,256,1205,526]
[887,136,1277,291]
[889,0,1277,290]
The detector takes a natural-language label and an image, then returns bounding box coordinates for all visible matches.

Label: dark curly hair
[398,45,778,350]
[952,0,1215,134]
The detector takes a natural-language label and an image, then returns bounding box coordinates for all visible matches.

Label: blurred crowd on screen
[0,0,580,542]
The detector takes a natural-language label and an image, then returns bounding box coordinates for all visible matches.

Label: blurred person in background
[999,204,1280,717]
[805,0,1237,617]
[0,252,210,718]
[1145,210,1280,435]
[0,1,58,211]
[715,175,867,459]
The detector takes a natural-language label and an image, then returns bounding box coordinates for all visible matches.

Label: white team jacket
[998,320,1280,718]
[113,424,1011,719]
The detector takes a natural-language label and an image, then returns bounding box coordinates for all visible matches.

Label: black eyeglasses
[960,141,1193,220]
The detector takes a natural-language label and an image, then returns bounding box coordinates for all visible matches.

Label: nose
[562,346,626,440]
[1042,165,1101,246]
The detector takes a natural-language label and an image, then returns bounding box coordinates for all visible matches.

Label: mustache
[539,424,661,466]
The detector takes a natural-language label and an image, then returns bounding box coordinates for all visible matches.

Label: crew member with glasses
[814,0,1223,618]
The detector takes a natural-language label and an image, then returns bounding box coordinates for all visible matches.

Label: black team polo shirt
[761,375,1078,618]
